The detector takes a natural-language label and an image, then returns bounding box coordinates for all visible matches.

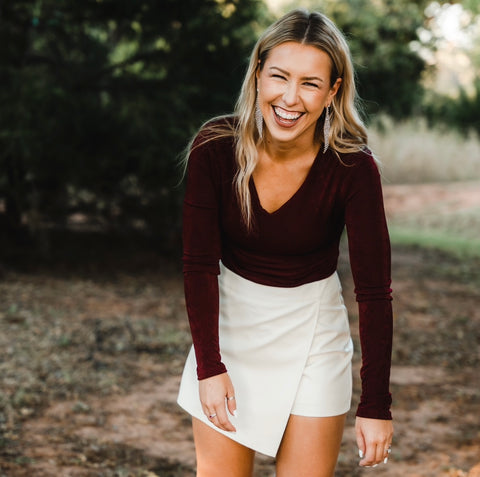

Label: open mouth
[273,106,304,126]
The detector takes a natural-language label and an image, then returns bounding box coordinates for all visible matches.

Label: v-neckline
[250,151,320,216]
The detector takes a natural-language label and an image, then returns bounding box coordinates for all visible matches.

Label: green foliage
[3,0,472,253]
[461,0,480,14]
[423,80,480,136]
[0,0,269,250]
[390,226,480,259]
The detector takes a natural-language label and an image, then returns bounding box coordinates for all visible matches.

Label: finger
[207,413,223,431]
[362,441,387,467]
[360,443,378,467]
[355,427,366,461]
[214,407,236,432]
[226,394,236,416]
[383,443,392,464]
[374,441,385,464]
[206,405,236,432]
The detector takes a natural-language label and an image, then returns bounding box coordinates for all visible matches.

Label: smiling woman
[177,9,394,477]
[256,42,341,141]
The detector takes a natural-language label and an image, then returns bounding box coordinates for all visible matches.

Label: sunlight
[425,1,473,48]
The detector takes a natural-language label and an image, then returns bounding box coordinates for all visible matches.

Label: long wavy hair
[186,9,370,230]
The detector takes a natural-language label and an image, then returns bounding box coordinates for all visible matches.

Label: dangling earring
[323,104,331,153]
[255,90,263,138]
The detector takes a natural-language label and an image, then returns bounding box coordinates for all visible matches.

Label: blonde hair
[188,9,370,229]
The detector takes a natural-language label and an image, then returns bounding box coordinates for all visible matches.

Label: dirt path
[1,183,479,477]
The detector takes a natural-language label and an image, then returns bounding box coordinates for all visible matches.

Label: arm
[343,153,394,465]
[183,133,226,379]
[182,132,236,430]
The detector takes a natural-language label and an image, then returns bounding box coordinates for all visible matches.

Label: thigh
[276,414,346,477]
[192,417,255,477]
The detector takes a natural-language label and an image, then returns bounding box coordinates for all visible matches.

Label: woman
[177,9,393,477]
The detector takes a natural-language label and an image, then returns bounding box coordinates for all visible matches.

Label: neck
[262,131,318,163]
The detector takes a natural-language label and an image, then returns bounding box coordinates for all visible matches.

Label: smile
[273,106,304,122]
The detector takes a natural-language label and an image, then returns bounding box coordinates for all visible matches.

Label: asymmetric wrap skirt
[177,263,353,457]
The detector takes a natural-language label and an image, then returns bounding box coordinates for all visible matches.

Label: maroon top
[183,119,393,420]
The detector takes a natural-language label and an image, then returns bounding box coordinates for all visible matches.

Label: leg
[276,414,346,477]
[192,417,255,477]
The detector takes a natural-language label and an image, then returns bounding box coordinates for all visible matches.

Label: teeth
[274,107,302,120]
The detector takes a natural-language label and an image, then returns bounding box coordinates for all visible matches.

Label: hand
[355,416,393,467]
[199,372,237,432]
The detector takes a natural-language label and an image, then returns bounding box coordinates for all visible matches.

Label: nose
[282,81,299,106]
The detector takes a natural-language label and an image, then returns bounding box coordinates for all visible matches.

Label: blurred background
[0,0,479,261]
[0,1,479,476]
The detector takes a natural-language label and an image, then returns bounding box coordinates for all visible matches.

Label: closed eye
[272,74,286,80]
[304,82,319,88]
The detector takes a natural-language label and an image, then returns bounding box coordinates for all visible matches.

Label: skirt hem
[177,263,353,457]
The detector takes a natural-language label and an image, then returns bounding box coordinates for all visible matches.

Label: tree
[0,0,269,252]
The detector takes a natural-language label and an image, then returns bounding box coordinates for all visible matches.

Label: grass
[369,116,480,184]
[389,226,480,259]
[387,200,480,257]
[367,116,480,258]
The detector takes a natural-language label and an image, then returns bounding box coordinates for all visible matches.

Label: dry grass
[368,116,480,184]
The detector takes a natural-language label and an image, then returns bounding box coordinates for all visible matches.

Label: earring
[255,91,263,138]
[323,105,331,153]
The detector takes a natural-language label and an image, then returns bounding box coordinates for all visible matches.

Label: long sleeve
[182,134,227,380]
[344,153,393,420]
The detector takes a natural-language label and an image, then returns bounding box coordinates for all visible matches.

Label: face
[256,41,341,147]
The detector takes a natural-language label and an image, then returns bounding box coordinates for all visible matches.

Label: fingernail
[384,457,388,464]
[373,464,378,467]
[358,449,364,458]
[233,410,237,417]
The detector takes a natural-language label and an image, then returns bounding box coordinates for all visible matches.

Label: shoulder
[327,148,383,200]
[192,115,236,149]
[337,147,377,167]
[187,115,237,178]
[189,115,236,163]
[334,147,381,179]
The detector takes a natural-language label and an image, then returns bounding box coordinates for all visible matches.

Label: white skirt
[177,263,353,457]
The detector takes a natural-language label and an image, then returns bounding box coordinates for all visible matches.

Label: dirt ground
[1,182,480,477]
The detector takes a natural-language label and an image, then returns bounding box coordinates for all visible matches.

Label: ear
[328,77,342,102]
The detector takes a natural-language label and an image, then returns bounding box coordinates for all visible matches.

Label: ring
[227,396,235,401]
[208,413,217,419]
